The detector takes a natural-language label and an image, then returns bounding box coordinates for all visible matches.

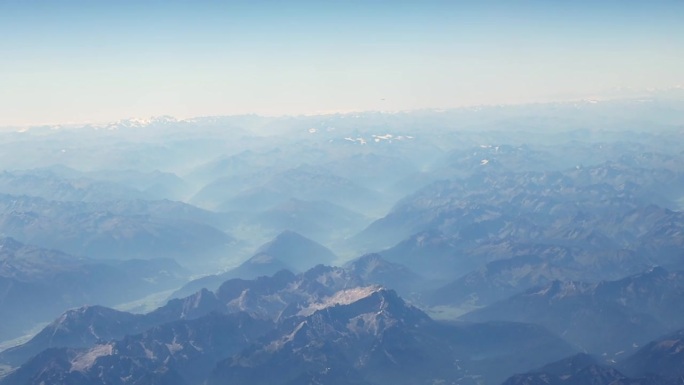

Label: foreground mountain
[1,285,575,385]
[0,312,273,385]
[209,287,575,385]
[1,266,359,369]
[0,306,148,367]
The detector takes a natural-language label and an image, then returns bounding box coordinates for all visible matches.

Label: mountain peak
[254,230,337,272]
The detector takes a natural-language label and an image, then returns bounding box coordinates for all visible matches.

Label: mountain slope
[209,288,576,385]
[252,230,337,271]
[0,237,187,342]
[619,328,684,379]
[461,267,684,356]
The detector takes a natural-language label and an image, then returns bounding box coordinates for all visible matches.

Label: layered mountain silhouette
[619,328,684,380]
[171,231,337,298]
[500,353,679,385]
[0,237,187,342]
[246,198,370,244]
[0,194,236,264]
[462,267,684,356]
[2,103,684,385]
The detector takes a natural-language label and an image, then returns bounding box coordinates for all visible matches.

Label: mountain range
[0,237,187,342]
[0,269,576,385]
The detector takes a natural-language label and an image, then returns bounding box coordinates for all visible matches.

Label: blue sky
[1,0,683,126]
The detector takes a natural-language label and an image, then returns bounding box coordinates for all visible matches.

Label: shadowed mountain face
[0,312,273,385]
[0,237,187,342]
[500,353,679,385]
[0,306,148,367]
[208,289,574,385]
[0,278,575,385]
[192,167,386,215]
[0,167,194,203]
[461,267,684,356]
[252,230,338,271]
[171,249,421,305]
[423,254,571,308]
[245,198,371,244]
[343,253,424,300]
[170,231,338,298]
[0,266,359,368]
[0,194,236,265]
[618,328,684,380]
[356,165,684,281]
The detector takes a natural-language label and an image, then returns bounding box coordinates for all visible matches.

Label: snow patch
[267,321,307,351]
[70,344,113,372]
[344,137,367,145]
[166,341,183,354]
[298,286,381,316]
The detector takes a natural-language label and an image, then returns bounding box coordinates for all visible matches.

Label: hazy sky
[1,0,683,126]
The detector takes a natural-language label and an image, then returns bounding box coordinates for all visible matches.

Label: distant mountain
[171,231,336,298]
[303,152,420,192]
[184,150,283,186]
[500,353,674,385]
[246,198,370,244]
[378,229,468,278]
[424,254,576,308]
[618,328,684,380]
[3,110,684,384]
[0,312,273,385]
[195,168,384,214]
[0,193,233,230]
[0,237,187,342]
[344,253,424,300]
[0,169,148,202]
[461,267,684,356]
[90,198,234,230]
[4,166,194,202]
[252,230,337,271]
[353,165,684,279]
[81,168,192,201]
[0,194,236,265]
